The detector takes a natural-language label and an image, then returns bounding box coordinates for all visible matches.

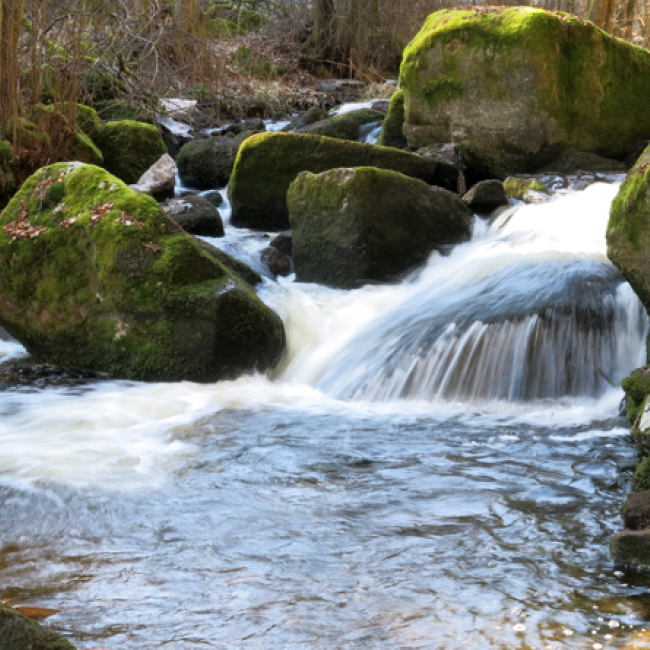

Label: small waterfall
[359,121,383,144]
[271,180,647,403]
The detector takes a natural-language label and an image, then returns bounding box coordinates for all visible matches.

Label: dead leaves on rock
[1,600,61,619]
[3,200,46,242]
[115,212,144,229]
[90,202,115,224]
[143,240,161,253]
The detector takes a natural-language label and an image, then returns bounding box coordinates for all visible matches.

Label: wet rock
[633,457,650,492]
[622,366,650,428]
[379,91,407,150]
[161,196,224,237]
[0,163,285,382]
[284,106,328,131]
[315,79,364,103]
[298,108,385,142]
[0,603,76,650]
[611,529,650,572]
[202,190,224,207]
[193,237,262,286]
[503,177,550,200]
[370,99,390,114]
[608,144,650,311]
[223,119,265,135]
[95,120,167,185]
[229,132,458,230]
[158,120,193,158]
[538,150,626,175]
[288,167,472,288]
[462,180,508,212]
[130,153,176,202]
[522,189,550,204]
[176,136,240,190]
[401,7,650,159]
[270,233,292,256]
[261,246,292,277]
[456,141,528,184]
[0,359,108,391]
[622,491,650,530]
[417,143,456,167]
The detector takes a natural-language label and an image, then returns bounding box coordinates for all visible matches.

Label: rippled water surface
[2,179,650,648]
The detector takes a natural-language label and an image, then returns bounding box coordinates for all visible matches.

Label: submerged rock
[161,195,224,237]
[298,108,385,141]
[611,529,650,572]
[270,233,292,256]
[229,132,458,230]
[401,7,650,160]
[462,180,508,212]
[0,163,285,382]
[130,153,176,202]
[288,167,472,288]
[95,120,167,185]
[379,90,407,150]
[0,603,75,650]
[176,136,240,189]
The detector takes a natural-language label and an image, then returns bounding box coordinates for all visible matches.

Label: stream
[1,172,650,648]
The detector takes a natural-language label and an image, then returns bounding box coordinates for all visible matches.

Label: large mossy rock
[621,367,650,427]
[611,529,650,571]
[401,7,650,158]
[287,167,472,288]
[177,137,240,190]
[229,132,458,231]
[0,163,285,382]
[607,145,650,308]
[379,90,407,149]
[299,108,385,141]
[0,604,75,650]
[95,120,167,185]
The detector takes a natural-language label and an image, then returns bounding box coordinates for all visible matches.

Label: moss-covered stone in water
[607,145,650,310]
[0,604,75,650]
[400,7,650,157]
[611,529,650,571]
[177,137,240,190]
[379,90,407,149]
[288,167,472,288]
[503,177,550,200]
[621,367,650,426]
[0,163,285,382]
[95,120,167,185]
[229,132,458,230]
[299,109,385,142]
[633,457,650,491]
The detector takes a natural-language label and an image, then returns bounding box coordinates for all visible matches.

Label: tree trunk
[316,0,335,59]
[0,0,24,124]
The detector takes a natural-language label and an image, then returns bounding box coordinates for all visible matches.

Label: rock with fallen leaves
[0,602,75,650]
[0,163,285,382]
[130,153,176,202]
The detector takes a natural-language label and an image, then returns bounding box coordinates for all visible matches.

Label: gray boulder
[177,136,240,189]
[161,196,224,237]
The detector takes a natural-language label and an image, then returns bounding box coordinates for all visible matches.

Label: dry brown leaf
[13,606,61,619]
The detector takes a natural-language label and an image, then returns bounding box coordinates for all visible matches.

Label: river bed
[1,177,649,649]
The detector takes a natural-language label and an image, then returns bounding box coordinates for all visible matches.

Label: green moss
[300,108,385,141]
[633,456,650,491]
[206,17,243,38]
[95,120,167,185]
[229,132,458,230]
[31,103,100,141]
[93,100,153,123]
[2,118,50,149]
[0,163,285,381]
[379,90,407,149]
[400,7,650,155]
[503,177,549,200]
[0,604,75,650]
[0,140,12,167]
[84,69,127,101]
[621,367,650,425]
[69,131,103,165]
[232,46,274,78]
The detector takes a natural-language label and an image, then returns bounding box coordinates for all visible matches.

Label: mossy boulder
[2,118,50,150]
[539,149,626,174]
[622,490,650,530]
[634,457,650,492]
[611,529,650,571]
[456,140,528,183]
[194,237,262,286]
[607,145,650,310]
[95,121,167,185]
[0,163,285,382]
[401,7,650,158]
[229,132,458,231]
[299,109,385,142]
[0,604,75,650]
[621,367,650,427]
[177,137,240,190]
[287,167,472,288]
[503,177,550,200]
[379,90,407,149]
[285,107,328,131]
[69,131,103,166]
[93,100,153,124]
[161,196,224,237]
[31,103,100,141]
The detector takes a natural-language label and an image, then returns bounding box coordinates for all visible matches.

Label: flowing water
[1,178,650,649]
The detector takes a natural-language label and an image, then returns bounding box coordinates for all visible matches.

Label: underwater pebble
[609,620,620,628]
[513,623,527,632]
